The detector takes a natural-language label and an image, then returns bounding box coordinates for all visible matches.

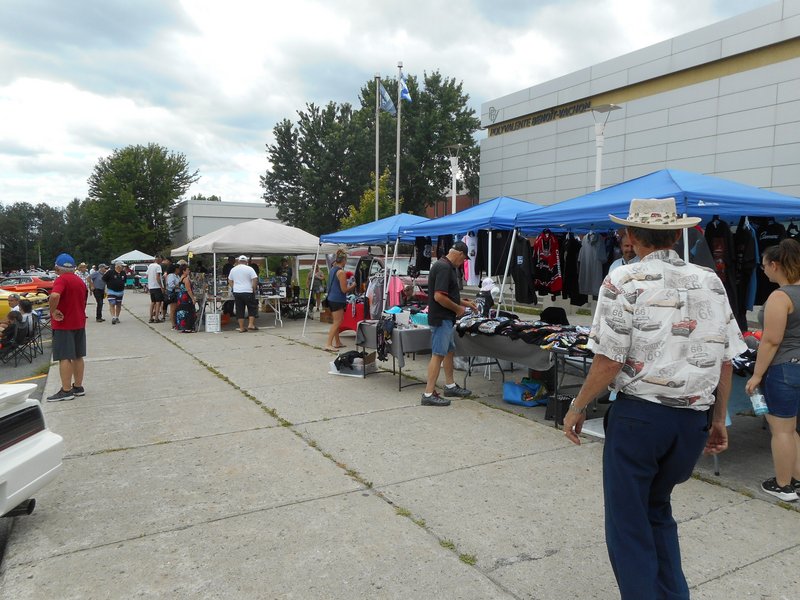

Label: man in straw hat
[563,198,747,599]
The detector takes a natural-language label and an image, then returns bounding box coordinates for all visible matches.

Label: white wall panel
[667,137,718,160]
[717,105,777,134]
[480,147,503,163]
[501,167,528,185]
[526,176,555,194]
[501,181,528,198]
[624,144,668,167]
[529,148,557,165]
[625,126,670,149]
[557,126,590,146]
[555,157,588,176]
[777,99,800,124]
[773,163,800,187]
[668,98,720,125]
[719,60,798,95]
[664,155,717,174]
[775,121,800,145]
[671,41,722,72]
[773,142,800,165]
[555,143,588,162]
[672,3,782,53]
[719,86,779,113]
[667,118,718,143]
[717,127,775,152]
[716,147,775,172]
[714,167,772,187]
[778,77,800,103]
[625,110,669,134]
[591,40,672,79]
[502,141,529,159]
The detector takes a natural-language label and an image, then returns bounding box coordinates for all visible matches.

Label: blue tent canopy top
[514,169,800,232]
[320,213,429,244]
[400,196,537,237]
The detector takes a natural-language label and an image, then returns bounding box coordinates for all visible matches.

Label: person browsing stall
[562,198,746,600]
[324,249,354,352]
[228,255,259,333]
[608,229,639,273]
[421,241,477,407]
[745,239,800,501]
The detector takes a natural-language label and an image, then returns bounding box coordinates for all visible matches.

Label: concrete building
[480,0,800,205]
[171,200,279,246]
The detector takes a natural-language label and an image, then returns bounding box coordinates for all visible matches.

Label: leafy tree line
[261,71,481,235]
[0,143,199,271]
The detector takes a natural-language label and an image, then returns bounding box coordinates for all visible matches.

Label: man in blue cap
[47,253,88,402]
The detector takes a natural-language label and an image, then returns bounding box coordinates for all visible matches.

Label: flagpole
[375,73,380,222]
[395,61,402,216]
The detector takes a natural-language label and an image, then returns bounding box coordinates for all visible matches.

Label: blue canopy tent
[304,214,430,336]
[319,213,428,244]
[399,196,537,280]
[514,169,800,232]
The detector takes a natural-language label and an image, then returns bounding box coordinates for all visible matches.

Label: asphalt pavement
[0,292,798,599]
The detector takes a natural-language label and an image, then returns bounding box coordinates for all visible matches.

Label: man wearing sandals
[228,255,259,332]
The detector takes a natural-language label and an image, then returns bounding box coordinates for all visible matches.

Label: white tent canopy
[171,219,334,256]
[112,249,154,263]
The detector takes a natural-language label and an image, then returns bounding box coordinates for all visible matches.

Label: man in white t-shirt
[146,256,165,323]
[228,255,259,332]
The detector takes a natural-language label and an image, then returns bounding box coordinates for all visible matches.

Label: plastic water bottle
[749,386,768,416]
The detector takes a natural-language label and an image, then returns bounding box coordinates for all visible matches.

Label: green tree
[340,168,399,229]
[190,194,222,202]
[262,71,479,232]
[87,143,199,256]
[34,203,67,267]
[0,202,37,270]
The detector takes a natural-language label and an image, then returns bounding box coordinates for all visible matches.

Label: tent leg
[498,228,517,308]
[302,246,321,338]
[384,239,400,310]
[488,229,493,281]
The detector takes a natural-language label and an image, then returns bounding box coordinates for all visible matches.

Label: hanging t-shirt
[475,230,512,277]
[577,232,606,296]
[562,233,588,306]
[463,232,479,285]
[755,221,786,305]
[511,234,535,304]
[704,219,740,329]
[733,217,758,327]
[414,237,432,272]
[532,230,562,295]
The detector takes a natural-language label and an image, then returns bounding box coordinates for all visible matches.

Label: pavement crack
[690,540,800,592]
[489,549,559,572]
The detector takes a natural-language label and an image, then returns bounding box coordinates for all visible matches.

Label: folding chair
[0,322,34,366]
[30,312,44,356]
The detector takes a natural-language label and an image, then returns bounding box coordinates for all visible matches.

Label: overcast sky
[0,0,775,208]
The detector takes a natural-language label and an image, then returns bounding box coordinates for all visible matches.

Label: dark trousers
[93,289,105,319]
[603,394,709,600]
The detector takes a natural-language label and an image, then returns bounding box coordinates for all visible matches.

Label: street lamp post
[446,144,464,214]
[591,104,621,191]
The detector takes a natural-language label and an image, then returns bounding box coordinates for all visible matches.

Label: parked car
[127,264,149,289]
[0,275,55,295]
[0,383,64,518]
[0,289,48,320]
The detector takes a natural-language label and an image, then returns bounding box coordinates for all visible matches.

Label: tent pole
[213,252,217,313]
[498,228,517,307]
[682,214,691,264]
[384,238,400,310]
[302,245,321,338]
[488,229,493,280]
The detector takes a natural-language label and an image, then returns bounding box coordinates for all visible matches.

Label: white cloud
[0,0,774,208]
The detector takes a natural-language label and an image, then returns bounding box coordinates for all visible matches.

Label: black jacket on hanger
[734,216,757,329]
[475,230,512,276]
[561,233,588,306]
[511,234,536,304]
[704,219,740,329]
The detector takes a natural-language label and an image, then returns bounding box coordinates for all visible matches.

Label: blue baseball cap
[54,253,76,268]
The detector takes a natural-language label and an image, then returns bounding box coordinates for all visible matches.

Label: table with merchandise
[356,320,431,390]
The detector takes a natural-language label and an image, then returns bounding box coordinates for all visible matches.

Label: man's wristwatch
[568,399,587,414]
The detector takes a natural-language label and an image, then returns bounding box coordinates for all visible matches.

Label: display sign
[205,313,221,333]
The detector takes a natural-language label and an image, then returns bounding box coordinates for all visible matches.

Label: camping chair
[0,321,35,367]
[36,308,51,333]
[30,312,45,356]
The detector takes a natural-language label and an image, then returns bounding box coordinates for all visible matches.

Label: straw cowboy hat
[610,197,700,230]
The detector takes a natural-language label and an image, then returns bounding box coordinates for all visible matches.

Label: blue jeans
[604,394,709,600]
[763,361,800,418]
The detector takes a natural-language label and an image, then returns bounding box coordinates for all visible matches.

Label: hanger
[711,214,720,227]
[744,216,751,230]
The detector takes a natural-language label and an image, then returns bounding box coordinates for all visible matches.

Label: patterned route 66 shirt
[588,249,748,410]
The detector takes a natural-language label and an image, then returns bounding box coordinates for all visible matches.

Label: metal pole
[594,122,604,191]
[395,62,402,216]
[498,228,517,306]
[450,156,458,214]
[375,73,380,221]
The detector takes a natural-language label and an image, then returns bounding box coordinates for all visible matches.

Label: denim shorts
[763,361,800,418]
[430,321,455,356]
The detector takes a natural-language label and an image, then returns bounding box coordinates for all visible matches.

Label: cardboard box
[328,352,377,377]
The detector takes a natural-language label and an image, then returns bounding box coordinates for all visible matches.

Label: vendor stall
[356,320,431,390]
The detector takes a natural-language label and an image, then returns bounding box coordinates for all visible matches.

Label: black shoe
[71,385,85,397]
[47,388,75,402]
[421,392,450,407]
[761,477,798,501]
[96,318,105,322]
[792,478,800,492]
[443,383,472,398]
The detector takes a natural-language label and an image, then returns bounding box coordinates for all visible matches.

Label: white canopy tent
[169,219,336,326]
[112,249,154,263]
